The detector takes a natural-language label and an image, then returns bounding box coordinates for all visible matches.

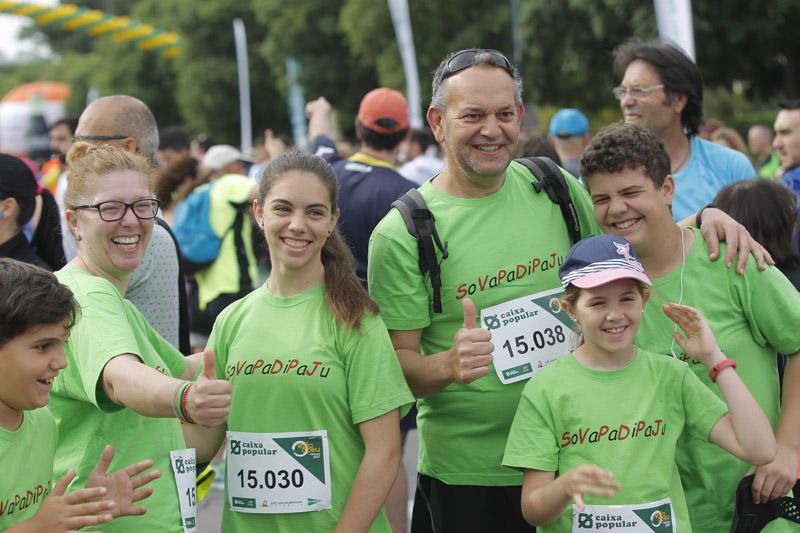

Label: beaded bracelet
[176,382,196,424]
[171,381,184,420]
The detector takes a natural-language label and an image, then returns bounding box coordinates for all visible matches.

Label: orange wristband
[709,359,737,382]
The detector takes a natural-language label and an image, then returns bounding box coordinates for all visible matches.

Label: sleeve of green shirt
[503,381,559,472]
[734,260,800,355]
[367,209,432,331]
[343,314,414,424]
[63,288,144,411]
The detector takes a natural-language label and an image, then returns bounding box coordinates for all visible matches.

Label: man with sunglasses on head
[368,48,601,532]
[613,39,755,222]
[66,95,189,354]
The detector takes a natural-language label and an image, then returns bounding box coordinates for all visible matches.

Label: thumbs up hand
[185,348,231,427]
[448,298,494,384]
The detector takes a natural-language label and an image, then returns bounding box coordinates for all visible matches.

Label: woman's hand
[184,348,231,427]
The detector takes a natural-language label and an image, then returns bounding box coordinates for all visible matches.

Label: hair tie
[36,183,44,196]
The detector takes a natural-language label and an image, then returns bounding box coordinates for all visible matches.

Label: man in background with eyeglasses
[66,95,189,354]
[368,48,601,532]
[613,39,755,221]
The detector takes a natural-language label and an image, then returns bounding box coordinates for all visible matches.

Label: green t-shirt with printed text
[208,283,413,533]
[51,268,187,532]
[636,228,800,532]
[503,350,727,533]
[0,408,56,529]
[368,162,600,485]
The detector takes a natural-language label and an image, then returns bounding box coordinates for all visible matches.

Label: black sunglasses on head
[440,49,514,81]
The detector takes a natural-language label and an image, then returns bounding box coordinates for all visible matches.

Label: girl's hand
[561,465,620,510]
[662,304,725,367]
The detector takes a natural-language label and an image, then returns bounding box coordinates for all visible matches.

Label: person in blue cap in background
[547,108,590,179]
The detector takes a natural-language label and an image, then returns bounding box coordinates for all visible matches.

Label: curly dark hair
[614,39,703,136]
[0,258,76,347]
[581,123,670,188]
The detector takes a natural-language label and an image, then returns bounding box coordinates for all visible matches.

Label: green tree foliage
[130,0,288,143]
[253,0,379,133]
[2,0,797,141]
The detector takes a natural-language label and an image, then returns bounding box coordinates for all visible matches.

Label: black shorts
[411,473,536,533]
[400,404,418,432]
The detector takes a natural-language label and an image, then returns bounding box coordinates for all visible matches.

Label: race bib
[226,430,331,514]
[169,448,197,533]
[572,498,675,532]
[480,287,577,384]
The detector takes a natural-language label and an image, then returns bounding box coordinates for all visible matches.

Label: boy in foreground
[0,258,159,531]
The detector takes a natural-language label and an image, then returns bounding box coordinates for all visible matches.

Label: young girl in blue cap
[503,234,776,532]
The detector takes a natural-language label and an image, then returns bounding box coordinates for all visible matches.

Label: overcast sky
[0,1,57,64]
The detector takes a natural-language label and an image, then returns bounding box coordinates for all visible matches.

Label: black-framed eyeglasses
[441,49,514,81]
[73,199,160,222]
[73,135,129,142]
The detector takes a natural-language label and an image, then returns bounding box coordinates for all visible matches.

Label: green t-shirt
[208,283,413,532]
[367,162,600,485]
[0,408,56,529]
[503,350,727,533]
[51,268,187,532]
[636,228,800,532]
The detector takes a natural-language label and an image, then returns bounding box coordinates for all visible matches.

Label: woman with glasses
[48,142,232,532]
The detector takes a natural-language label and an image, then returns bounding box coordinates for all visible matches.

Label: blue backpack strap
[391,188,448,314]
[514,156,582,244]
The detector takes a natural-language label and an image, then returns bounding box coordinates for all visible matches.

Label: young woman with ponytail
[205,152,412,532]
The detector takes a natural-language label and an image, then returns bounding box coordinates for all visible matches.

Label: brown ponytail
[258,152,378,330]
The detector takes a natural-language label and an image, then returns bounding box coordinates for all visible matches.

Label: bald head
[76,95,159,159]
[748,124,773,158]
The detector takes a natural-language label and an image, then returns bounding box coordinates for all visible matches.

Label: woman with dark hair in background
[0,153,64,270]
[153,155,200,224]
[715,179,800,289]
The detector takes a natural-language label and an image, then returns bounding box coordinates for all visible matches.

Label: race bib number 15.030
[226,430,331,514]
[481,287,578,384]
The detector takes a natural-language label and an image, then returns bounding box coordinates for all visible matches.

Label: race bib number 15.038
[481,287,578,384]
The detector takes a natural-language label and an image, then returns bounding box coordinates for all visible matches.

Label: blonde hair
[65,142,154,209]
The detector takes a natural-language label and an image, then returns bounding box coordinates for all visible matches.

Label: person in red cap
[307,89,415,285]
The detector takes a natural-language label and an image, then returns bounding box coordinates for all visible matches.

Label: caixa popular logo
[229,439,273,457]
[230,439,241,455]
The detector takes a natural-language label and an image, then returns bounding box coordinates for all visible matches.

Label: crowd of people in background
[1,36,800,533]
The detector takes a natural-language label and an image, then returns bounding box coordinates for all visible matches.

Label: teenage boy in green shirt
[580,122,800,532]
[0,259,159,532]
